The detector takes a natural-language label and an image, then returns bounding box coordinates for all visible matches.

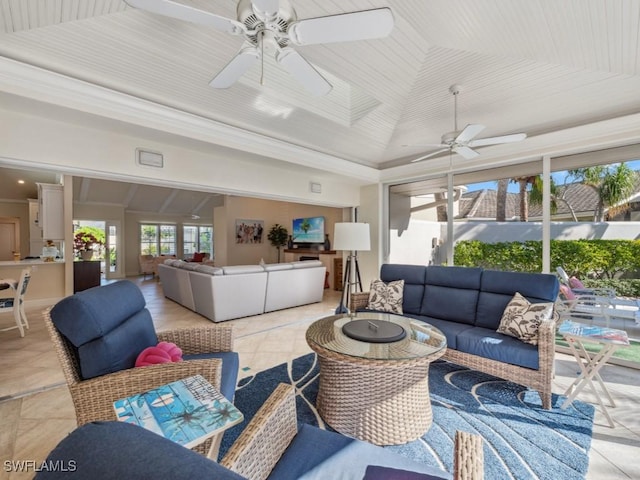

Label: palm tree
[512,176,538,221]
[568,163,636,221]
[495,178,508,221]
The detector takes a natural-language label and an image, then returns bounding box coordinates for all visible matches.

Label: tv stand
[283,249,339,290]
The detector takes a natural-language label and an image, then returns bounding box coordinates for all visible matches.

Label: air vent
[136,149,163,168]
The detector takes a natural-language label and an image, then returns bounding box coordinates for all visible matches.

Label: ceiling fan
[124,0,394,96]
[407,85,527,163]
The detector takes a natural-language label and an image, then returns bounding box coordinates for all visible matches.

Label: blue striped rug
[221,354,594,480]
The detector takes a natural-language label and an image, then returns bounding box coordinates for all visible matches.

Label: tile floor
[0,277,639,479]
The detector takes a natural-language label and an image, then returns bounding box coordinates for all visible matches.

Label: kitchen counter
[0,260,66,305]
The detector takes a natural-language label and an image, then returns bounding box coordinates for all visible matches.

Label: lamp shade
[333,222,371,252]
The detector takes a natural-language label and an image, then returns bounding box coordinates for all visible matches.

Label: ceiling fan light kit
[409,84,527,163]
[125,0,395,96]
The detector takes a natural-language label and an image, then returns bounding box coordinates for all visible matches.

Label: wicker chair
[38,383,484,480]
[43,281,236,456]
[221,383,484,480]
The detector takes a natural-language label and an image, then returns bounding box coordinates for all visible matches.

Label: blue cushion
[0,298,14,308]
[420,267,482,324]
[34,421,247,480]
[50,280,148,346]
[184,351,240,401]
[380,264,427,315]
[456,327,539,370]
[363,465,446,480]
[476,270,559,329]
[426,266,483,290]
[268,424,451,480]
[77,309,157,380]
[404,314,473,350]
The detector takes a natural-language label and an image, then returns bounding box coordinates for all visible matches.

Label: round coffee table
[306,312,446,445]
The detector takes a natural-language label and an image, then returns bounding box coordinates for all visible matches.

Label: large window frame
[183,225,213,257]
[140,224,177,256]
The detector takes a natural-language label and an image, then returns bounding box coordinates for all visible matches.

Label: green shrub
[454,239,640,280]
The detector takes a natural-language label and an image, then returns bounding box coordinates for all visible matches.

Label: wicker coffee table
[306,312,446,445]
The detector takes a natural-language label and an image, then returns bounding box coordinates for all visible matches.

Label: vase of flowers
[74,230,104,260]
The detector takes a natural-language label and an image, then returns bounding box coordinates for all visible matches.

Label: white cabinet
[28,198,42,256]
[37,183,64,241]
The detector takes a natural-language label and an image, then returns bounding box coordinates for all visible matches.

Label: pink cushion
[569,276,585,289]
[135,342,183,367]
[559,284,576,300]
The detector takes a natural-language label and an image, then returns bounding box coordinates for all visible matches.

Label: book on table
[558,320,630,345]
[113,374,243,449]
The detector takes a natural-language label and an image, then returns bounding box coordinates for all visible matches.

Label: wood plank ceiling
[1,0,639,171]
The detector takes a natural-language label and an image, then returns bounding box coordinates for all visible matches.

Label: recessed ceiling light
[18,180,25,184]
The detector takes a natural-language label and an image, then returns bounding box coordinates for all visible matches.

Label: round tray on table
[341,319,406,343]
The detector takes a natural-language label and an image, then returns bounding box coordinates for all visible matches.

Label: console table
[73,260,101,293]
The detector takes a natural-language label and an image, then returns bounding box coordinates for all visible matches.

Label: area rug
[221,354,595,480]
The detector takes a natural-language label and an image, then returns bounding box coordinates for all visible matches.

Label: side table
[558,320,630,427]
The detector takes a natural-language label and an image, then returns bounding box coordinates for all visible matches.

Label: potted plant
[74,227,105,260]
[267,224,289,263]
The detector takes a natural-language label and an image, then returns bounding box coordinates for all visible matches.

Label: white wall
[0,108,364,208]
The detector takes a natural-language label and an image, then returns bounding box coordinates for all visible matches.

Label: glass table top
[306,312,447,361]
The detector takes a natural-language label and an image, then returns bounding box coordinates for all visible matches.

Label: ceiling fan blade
[288,8,394,46]
[402,143,448,148]
[251,0,279,18]
[124,0,246,35]
[468,133,527,147]
[209,47,260,89]
[276,48,332,96]
[455,124,485,144]
[453,145,480,160]
[410,148,450,163]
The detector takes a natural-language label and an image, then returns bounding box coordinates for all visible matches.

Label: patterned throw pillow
[497,292,554,345]
[367,279,404,314]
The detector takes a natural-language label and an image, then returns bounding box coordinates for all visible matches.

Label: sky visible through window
[466,159,640,192]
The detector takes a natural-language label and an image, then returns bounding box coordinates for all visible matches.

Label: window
[183,225,213,256]
[140,224,176,255]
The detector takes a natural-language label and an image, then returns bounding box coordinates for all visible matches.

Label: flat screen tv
[292,216,325,243]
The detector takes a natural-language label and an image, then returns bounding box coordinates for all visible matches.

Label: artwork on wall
[236,219,264,244]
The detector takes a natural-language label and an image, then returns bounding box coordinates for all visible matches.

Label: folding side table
[558,320,630,427]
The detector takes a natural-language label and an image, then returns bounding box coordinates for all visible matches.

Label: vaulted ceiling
[1,0,640,178]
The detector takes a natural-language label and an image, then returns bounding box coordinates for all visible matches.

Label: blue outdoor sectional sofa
[352,264,560,409]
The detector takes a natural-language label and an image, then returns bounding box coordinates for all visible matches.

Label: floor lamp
[333,222,371,314]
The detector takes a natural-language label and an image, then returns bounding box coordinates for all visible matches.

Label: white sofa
[157,260,326,322]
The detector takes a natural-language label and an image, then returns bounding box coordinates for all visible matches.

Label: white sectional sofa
[157,259,326,322]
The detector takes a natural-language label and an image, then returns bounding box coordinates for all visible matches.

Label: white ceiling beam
[158,189,180,213]
[78,177,91,202]
[123,184,139,208]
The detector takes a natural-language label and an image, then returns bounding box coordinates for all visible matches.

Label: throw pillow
[559,284,576,300]
[497,292,554,345]
[192,252,205,262]
[367,279,404,314]
[135,342,183,367]
[569,276,585,289]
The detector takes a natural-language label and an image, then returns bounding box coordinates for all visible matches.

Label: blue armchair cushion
[50,281,158,380]
[268,423,451,480]
[34,421,246,480]
[404,314,474,350]
[363,465,446,480]
[183,351,240,401]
